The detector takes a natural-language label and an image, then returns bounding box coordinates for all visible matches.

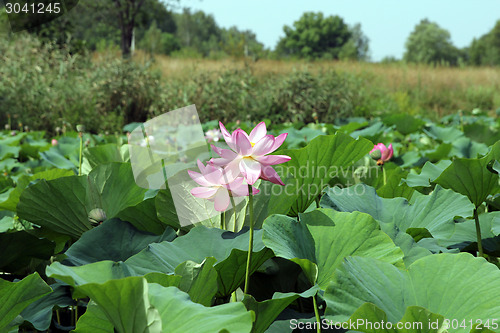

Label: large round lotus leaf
[81,144,130,174]
[0,168,74,212]
[64,219,176,266]
[435,141,500,207]
[148,283,253,333]
[74,302,114,333]
[321,184,473,239]
[382,114,425,135]
[0,273,52,332]
[324,253,500,333]
[76,277,161,333]
[267,132,373,216]
[47,261,136,287]
[125,226,274,297]
[242,286,318,333]
[17,162,148,239]
[72,278,255,333]
[117,197,169,235]
[262,209,404,288]
[20,283,74,331]
[402,160,452,189]
[0,230,55,273]
[338,303,446,333]
[434,211,500,255]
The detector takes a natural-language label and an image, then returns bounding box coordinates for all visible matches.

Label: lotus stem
[312,294,322,333]
[229,195,237,232]
[78,132,83,176]
[244,184,254,294]
[381,165,386,186]
[474,208,484,258]
[221,210,226,230]
[75,305,78,325]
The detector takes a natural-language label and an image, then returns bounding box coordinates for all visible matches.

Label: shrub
[0,34,164,134]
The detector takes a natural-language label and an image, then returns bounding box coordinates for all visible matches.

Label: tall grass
[130,52,500,119]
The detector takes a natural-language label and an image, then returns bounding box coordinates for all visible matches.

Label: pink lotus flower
[205,129,222,143]
[51,139,58,146]
[210,122,291,185]
[188,160,259,212]
[370,143,393,165]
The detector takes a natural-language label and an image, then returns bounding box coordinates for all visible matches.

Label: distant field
[118,51,500,119]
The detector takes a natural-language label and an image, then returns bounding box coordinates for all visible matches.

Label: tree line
[9,0,500,65]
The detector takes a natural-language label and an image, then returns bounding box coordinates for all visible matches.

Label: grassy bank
[2,33,500,135]
[130,52,500,118]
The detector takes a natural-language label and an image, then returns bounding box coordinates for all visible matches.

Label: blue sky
[179,0,500,61]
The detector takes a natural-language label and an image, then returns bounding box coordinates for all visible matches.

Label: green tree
[404,18,459,65]
[275,12,352,59]
[28,0,177,57]
[174,8,221,57]
[219,27,266,59]
[139,20,180,56]
[468,20,500,66]
[338,23,370,61]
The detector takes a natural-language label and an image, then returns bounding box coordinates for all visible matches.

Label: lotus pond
[1,110,500,332]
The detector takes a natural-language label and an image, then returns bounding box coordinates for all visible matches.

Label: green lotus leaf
[81,144,130,174]
[403,160,451,189]
[321,184,473,239]
[174,257,218,306]
[148,283,253,332]
[0,168,74,212]
[76,277,162,333]
[423,124,464,143]
[73,302,114,333]
[337,303,445,333]
[435,141,500,207]
[125,226,273,297]
[64,219,176,266]
[267,132,373,216]
[20,283,74,331]
[383,114,425,135]
[17,162,148,239]
[0,230,55,273]
[116,197,170,235]
[0,273,52,332]
[324,253,500,333]
[242,286,319,333]
[262,209,404,288]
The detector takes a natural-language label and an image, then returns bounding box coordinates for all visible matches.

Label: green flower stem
[474,208,484,258]
[221,210,226,230]
[381,164,386,186]
[230,195,237,232]
[75,305,78,325]
[312,294,322,333]
[244,184,254,294]
[78,132,83,176]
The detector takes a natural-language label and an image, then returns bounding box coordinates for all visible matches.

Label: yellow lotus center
[251,142,256,147]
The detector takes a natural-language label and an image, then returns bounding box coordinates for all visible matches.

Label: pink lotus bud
[369,143,393,165]
[51,139,58,146]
